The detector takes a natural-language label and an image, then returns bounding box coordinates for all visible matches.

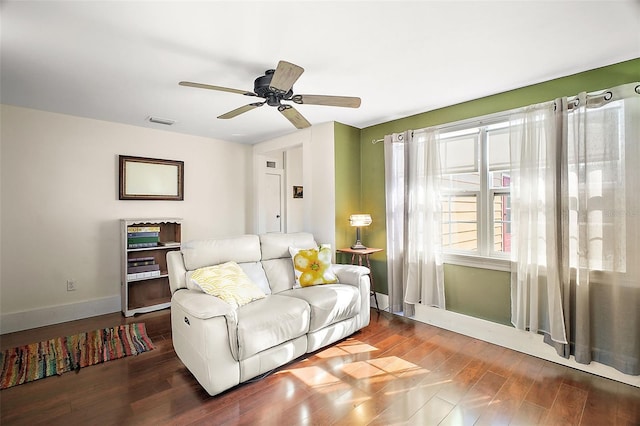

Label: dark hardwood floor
[1,308,638,425]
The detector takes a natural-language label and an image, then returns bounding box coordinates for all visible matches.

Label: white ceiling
[2,1,639,144]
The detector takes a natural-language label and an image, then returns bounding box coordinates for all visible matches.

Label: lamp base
[350,242,367,250]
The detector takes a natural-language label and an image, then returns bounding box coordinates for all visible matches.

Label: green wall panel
[334,122,362,251]
[444,264,512,326]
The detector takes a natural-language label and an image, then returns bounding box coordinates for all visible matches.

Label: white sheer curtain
[384,129,445,317]
[564,82,640,374]
[510,82,640,374]
[509,101,568,345]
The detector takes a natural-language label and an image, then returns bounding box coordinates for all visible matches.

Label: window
[439,122,511,260]
[567,100,627,273]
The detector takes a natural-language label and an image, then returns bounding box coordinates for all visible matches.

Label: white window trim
[443,252,511,272]
[439,118,512,269]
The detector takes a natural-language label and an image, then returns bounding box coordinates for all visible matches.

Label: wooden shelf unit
[121,218,182,317]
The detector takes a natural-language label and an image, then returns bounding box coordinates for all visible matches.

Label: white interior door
[265,172,283,233]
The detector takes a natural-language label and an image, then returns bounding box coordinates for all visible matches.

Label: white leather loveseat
[166,232,371,396]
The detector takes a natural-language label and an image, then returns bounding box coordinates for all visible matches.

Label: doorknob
[276,215,281,218]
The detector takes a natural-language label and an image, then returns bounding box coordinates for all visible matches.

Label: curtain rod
[371,111,511,145]
[371,83,640,145]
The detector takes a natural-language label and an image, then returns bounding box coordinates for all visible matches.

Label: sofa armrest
[332,264,371,329]
[332,264,370,286]
[167,250,187,293]
[172,289,237,320]
[172,289,240,360]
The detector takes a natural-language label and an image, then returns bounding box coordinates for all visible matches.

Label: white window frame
[437,116,512,272]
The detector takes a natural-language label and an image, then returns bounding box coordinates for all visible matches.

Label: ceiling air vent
[147,116,176,126]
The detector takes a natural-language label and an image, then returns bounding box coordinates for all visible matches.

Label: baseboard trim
[1,296,121,334]
[413,304,639,388]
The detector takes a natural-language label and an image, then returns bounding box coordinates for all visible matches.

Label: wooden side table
[336,247,383,312]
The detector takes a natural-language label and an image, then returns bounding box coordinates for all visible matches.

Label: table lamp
[349,214,372,250]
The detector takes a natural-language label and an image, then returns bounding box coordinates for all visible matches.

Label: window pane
[440,172,481,192]
[442,194,478,251]
[487,128,510,171]
[493,193,511,253]
[567,102,626,272]
[440,135,478,173]
[489,171,510,190]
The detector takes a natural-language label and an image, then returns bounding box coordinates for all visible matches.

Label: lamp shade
[349,214,372,227]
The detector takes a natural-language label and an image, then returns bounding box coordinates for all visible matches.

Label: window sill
[442,253,511,272]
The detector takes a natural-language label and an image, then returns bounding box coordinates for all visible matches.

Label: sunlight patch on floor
[285,365,349,394]
[336,339,379,354]
[341,360,388,380]
[368,356,428,377]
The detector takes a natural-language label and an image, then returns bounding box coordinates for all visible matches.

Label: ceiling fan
[179,60,361,129]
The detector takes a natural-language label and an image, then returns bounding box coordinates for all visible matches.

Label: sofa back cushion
[261,258,296,294]
[180,235,271,295]
[238,262,271,295]
[259,232,316,293]
[260,232,316,261]
[182,235,262,271]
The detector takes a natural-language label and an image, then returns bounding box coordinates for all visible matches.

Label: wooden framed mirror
[119,155,184,200]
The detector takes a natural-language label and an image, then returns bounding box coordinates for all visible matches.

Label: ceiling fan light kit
[179,60,361,129]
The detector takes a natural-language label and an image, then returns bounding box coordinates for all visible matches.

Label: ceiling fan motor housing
[254,69,292,106]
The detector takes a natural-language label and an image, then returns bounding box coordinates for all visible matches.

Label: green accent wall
[353,58,639,324]
[444,264,511,326]
[334,122,362,252]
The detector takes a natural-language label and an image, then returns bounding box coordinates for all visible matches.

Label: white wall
[0,105,251,332]
[253,123,336,249]
[285,146,303,232]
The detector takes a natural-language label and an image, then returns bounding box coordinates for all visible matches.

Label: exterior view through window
[439,122,511,257]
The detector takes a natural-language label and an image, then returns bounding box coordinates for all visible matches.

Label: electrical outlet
[66,280,76,291]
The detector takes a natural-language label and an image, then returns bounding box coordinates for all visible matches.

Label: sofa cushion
[289,245,338,287]
[190,261,266,309]
[280,285,361,332]
[236,295,310,360]
[261,258,296,294]
[186,261,271,295]
[260,232,316,261]
[238,262,271,295]
[182,235,261,271]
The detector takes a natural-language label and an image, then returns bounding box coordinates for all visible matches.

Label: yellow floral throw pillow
[289,245,338,288]
[190,261,266,309]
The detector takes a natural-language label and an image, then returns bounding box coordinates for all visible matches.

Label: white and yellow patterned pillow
[190,261,266,309]
[289,244,338,288]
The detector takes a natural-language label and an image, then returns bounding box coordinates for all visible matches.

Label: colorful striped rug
[0,323,154,390]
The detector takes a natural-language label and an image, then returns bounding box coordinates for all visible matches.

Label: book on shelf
[127,270,162,280]
[128,241,158,249]
[127,236,160,244]
[127,264,160,274]
[127,256,155,266]
[158,241,180,247]
[127,226,161,233]
[127,231,160,238]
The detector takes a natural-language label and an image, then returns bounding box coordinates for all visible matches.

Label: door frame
[264,168,285,233]
[255,152,287,234]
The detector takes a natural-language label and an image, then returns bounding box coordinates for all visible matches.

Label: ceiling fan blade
[218,102,265,119]
[269,61,304,94]
[179,81,256,97]
[292,94,361,108]
[278,105,311,129]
